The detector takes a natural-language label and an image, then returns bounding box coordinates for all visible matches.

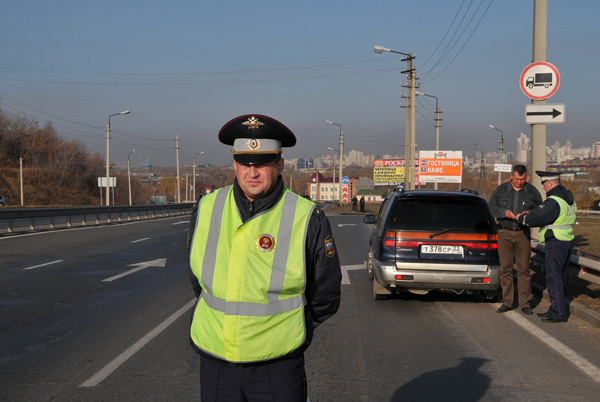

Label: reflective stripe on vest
[189,186,315,363]
[539,195,576,242]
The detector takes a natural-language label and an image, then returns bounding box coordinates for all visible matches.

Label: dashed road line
[22,260,64,271]
[341,264,365,285]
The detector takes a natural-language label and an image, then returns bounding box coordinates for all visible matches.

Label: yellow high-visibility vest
[189,186,315,363]
[539,195,576,242]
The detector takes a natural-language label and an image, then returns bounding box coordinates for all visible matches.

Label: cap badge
[257,234,275,252]
[242,116,264,131]
[247,138,262,150]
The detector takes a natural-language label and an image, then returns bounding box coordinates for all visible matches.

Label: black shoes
[541,316,566,323]
[497,305,511,313]
[537,310,551,318]
[521,307,533,315]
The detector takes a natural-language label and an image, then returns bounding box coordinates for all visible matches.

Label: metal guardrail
[0,203,195,234]
[531,244,600,288]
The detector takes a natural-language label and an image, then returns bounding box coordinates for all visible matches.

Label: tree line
[0,108,103,205]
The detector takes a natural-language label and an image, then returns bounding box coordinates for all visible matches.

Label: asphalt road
[2,212,600,401]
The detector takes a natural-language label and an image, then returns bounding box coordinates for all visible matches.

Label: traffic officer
[516,171,577,323]
[188,114,342,401]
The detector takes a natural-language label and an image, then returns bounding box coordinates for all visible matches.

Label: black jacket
[489,181,542,230]
[188,176,342,358]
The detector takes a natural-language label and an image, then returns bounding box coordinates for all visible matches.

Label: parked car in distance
[363,188,500,301]
[0,195,5,206]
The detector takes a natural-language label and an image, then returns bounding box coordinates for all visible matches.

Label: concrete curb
[532,282,600,327]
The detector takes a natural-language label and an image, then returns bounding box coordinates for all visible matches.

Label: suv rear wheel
[366,250,375,280]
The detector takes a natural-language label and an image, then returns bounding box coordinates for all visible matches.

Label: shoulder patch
[324,236,335,257]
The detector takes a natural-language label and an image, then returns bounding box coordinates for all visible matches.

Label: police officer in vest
[188,114,342,401]
[516,171,577,323]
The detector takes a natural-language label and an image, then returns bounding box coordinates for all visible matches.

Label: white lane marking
[338,223,357,227]
[172,221,188,225]
[341,264,364,285]
[131,237,150,243]
[102,258,167,282]
[505,306,600,384]
[80,298,196,387]
[22,260,64,271]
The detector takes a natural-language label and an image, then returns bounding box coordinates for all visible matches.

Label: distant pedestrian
[360,196,365,212]
[352,196,358,212]
[517,171,577,323]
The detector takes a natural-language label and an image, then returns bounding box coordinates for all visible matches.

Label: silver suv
[364,189,500,300]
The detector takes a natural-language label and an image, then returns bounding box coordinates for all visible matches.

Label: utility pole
[402,56,417,190]
[19,157,24,206]
[374,46,416,190]
[531,0,547,195]
[175,134,180,203]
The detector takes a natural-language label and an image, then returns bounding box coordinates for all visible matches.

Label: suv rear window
[386,196,494,232]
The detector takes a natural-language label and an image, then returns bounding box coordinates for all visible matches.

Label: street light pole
[489,124,505,184]
[375,45,416,189]
[326,121,343,205]
[192,152,205,202]
[175,134,180,203]
[416,91,442,189]
[328,147,338,202]
[127,149,135,205]
[106,110,130,206]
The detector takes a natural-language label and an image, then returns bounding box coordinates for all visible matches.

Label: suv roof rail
[459,188,480,195]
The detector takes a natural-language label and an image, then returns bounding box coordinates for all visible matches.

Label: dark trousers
[544,239,572,321]
[497,228,532,309]
[199,354,307,402]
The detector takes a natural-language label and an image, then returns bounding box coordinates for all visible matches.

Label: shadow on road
[391,357,491,402]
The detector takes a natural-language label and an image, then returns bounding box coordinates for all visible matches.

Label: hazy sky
[1,1,598,167]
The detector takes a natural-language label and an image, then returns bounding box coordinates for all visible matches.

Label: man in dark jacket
[516,171,577,323]
[188,114,342,401]
[489,164,542,315]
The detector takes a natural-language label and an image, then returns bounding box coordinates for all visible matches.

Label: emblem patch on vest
[257,234,275,252]
[324,236,335,257]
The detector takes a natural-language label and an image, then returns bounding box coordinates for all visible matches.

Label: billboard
[373,159,404,186]
[373,159,420,186]
[418,151,463,183]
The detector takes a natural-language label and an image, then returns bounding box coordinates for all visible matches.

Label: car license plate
[420,245,464,257]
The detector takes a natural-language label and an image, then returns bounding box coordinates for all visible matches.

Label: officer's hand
[505,210,516,220]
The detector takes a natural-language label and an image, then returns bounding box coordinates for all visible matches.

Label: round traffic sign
[520,61,560,100]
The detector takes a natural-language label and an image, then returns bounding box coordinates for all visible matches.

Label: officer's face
[510,172,527,190]
[234,158,284,201]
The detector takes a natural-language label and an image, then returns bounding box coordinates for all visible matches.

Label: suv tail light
[384,231,498,250]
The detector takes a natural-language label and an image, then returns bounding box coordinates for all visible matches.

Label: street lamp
[127,149,136,205]
[327,147,338,202]
[106,110,130,206]
[489,124,505,184]
[416,91,442,189]
[326,121,344,205]
[192,151,205,201]
[375,45,417,189]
